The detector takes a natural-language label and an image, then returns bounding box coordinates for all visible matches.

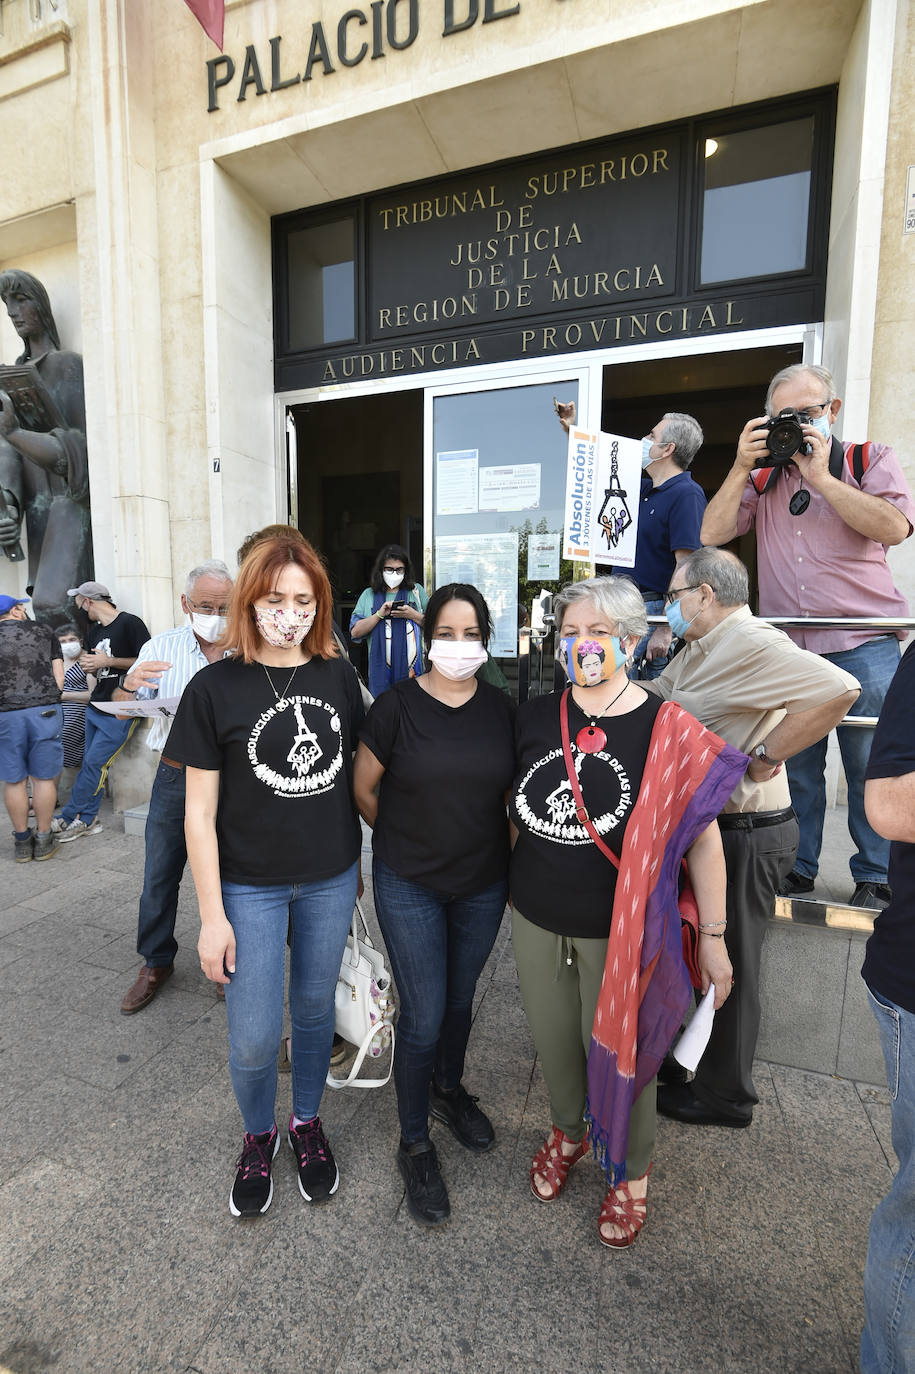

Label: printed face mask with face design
[558,634,628,686]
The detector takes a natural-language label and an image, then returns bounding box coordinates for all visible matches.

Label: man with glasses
[646,547,859,1128]
[118,560,233,1014]
[701,364,915,909]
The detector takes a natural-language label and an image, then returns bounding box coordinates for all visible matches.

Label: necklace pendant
[577,724,606,754]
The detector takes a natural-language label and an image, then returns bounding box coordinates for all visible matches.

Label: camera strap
[752,436,870,496]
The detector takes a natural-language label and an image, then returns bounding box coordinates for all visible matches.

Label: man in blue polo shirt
[612,411,706,678]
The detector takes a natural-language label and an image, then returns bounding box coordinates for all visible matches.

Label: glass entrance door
[426,369,591,699]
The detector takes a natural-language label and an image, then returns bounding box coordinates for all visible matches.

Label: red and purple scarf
[584,701,748,1186]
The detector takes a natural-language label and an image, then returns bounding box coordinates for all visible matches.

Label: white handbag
[325,898,395,1090]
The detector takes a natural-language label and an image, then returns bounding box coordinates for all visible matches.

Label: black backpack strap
[827,434,846,481]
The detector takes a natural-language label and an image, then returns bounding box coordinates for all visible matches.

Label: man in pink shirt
[701,363,915,908]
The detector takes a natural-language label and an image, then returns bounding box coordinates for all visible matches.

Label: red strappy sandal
[530,1125,589,1202]
[597,1162,652,1248]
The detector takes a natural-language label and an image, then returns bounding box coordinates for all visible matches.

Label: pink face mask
[253,604,315,648]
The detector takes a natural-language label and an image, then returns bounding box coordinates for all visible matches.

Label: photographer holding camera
[701,363,915,909]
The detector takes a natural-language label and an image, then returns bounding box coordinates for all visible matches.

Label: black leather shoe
[430,1081,495,1153]
[777,870,815,897]
[657,1053,688,1087]
[849,882,892,910]
[657,1082,751,1128]
[397,1139,450,1226]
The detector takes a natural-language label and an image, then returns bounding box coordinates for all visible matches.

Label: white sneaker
[57,818,104,844]
[50,817,66,833]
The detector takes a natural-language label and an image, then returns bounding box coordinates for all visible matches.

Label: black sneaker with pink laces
[229,1124,279,1217]
[288,1115,339,1202]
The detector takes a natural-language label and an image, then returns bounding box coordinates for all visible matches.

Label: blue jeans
[372,857,508,1144]
[785,636,900,883]
[861,985,915,1373]
[630,597,671,681]
[221,862,358,1136]
[60,708,135,825]
[136,762,187,968]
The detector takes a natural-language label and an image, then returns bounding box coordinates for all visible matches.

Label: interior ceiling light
[705,138,719,158]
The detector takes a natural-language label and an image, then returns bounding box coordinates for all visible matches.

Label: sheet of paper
[673,983,716,1071]
[91,696,183,720]
[435,531,519,657]
[527,533,560,581]
[478,462,540,512]
[436,449,479,515]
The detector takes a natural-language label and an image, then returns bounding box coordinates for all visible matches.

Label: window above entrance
[699,116,816,285]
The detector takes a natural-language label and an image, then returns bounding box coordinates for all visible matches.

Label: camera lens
[766,414,804,461]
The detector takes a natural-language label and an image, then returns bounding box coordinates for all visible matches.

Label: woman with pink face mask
[353,582,516,1228]
[167,535,366,1220]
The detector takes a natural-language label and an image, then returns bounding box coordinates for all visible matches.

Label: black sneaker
[288,1116,339,1202]
[777,870,815,897]
[849,882,892,910]
[397,1138,451,1227]
[230,1125,279,1217]
[430,1081,495,1153]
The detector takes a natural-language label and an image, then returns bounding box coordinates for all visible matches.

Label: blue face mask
[665,597,696,639]
[808,412,831,439]
[641,437,655,469]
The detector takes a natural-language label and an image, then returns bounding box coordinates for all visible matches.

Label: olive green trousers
[512,907,656,1180]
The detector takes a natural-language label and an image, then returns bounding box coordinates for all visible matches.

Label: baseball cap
[67,581,111,600]
[0,594,29,615]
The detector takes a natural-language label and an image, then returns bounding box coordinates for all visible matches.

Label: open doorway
[290,388,423,675]
[601,342,803,598]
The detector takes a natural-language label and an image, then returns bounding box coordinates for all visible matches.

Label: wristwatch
[753,742,782,767]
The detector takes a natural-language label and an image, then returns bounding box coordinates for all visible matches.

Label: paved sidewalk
[0,799,893,1374]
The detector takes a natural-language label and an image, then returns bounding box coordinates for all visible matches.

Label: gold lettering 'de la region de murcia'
[376,150,670,230]
[376,264,666,330]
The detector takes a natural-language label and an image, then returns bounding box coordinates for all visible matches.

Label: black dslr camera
[759,408,812,465]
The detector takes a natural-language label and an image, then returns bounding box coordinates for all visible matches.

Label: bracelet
[698,920,726,930]
[699,931,725,938]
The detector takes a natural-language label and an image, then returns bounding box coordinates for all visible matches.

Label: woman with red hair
[168,535,365,1218]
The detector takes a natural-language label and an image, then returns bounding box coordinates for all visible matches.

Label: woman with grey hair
[509,574,746,1247]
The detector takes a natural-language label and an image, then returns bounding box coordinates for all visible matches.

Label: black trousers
[692,812,799,1121]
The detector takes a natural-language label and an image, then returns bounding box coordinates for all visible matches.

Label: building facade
[0,0,912,664]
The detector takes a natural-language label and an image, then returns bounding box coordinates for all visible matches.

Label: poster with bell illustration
[562,428,641,566]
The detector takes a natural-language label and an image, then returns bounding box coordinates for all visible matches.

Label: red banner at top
[184,0,225,50]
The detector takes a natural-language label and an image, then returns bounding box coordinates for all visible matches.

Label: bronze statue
[0,270,93,623]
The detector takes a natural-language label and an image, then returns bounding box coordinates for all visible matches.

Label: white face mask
[59,640,82,659]
[191,613,227,644]
[641,437,655,469]
[808,412,831,439]
[383,570,404,590]
[428,639,489,681]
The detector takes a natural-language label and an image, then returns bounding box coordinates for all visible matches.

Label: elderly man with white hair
[118,560,233,1015]
[648,547,859,1128]
[701,363,915,909]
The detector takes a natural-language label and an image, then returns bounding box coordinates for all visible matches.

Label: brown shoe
[120,964,174,1015]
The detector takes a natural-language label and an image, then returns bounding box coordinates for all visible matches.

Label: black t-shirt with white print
[88,611,150,704]
[166,653,365,885]
[509,688,662,938]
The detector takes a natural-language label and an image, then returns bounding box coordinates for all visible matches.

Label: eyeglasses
[766,399,831,420]
[382,566,405,575]
[665,585,701,605]
[187,596,230,616]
